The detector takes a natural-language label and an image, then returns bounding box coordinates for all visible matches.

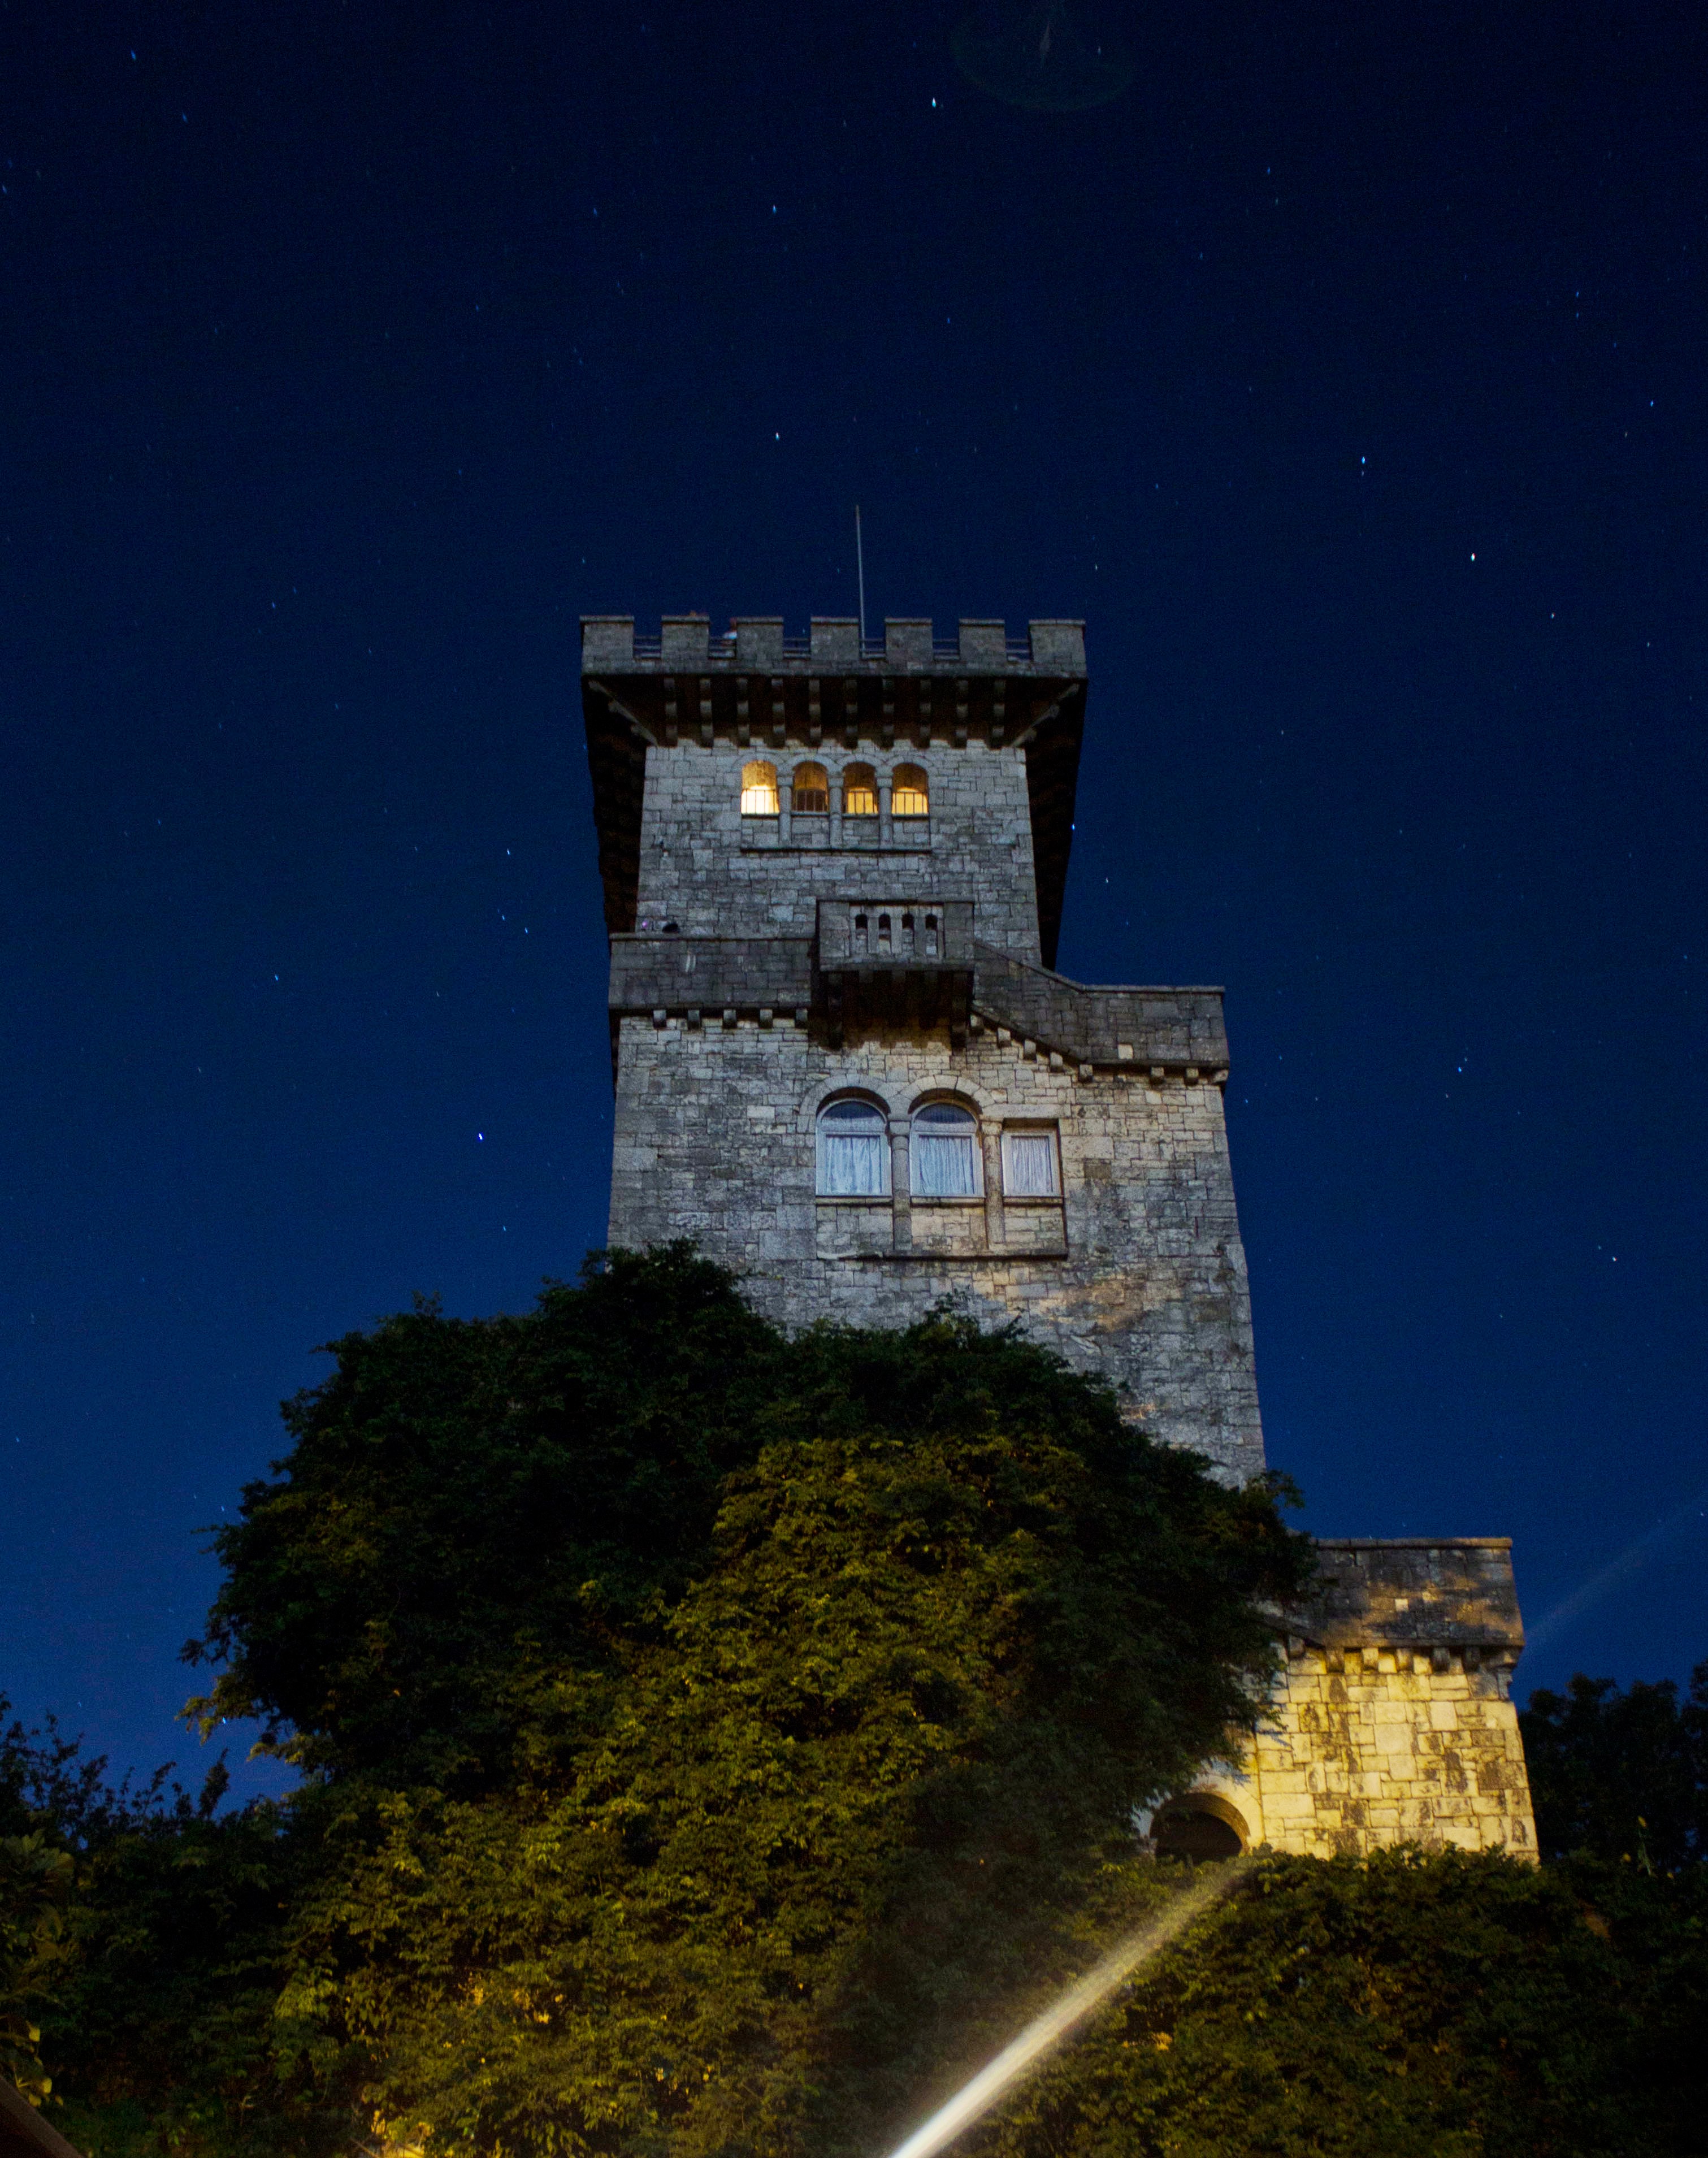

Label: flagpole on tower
[855,504,867,651]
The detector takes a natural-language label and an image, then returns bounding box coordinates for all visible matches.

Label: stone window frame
[909,1092,985,1204]
[1001,1121,1061,1199]
[799,1080,1067,1262]
[739,759,780,816]
[813,1090,893,1201]
[841,761,879,817]
[791,760,830,813]
[736,757,931,852]
[891,762,930,818]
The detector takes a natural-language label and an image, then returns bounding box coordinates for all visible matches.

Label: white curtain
[1004,1133,1057,1196]
[913,1130,978,1197]
[820,1130,887,1195]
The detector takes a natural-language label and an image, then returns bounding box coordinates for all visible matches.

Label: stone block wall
[1238,1649,1536,1857]
[584,604,1541,1861]
[608,1009,1265,1480]
[634,740,1044,960]
[1159,1540,1538,1858]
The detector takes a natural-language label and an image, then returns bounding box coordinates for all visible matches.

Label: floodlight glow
[881,1858,1250,2158]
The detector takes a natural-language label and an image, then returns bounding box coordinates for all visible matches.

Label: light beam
[881,1858,1250,2158]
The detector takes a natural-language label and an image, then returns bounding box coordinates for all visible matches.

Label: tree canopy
[6,1248,1705,2158]
[1520,1663,1708,1867]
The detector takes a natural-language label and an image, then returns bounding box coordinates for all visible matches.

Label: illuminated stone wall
[1164,1540,1539,1859]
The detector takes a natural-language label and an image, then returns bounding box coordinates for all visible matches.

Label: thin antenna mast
[855,504,867,650]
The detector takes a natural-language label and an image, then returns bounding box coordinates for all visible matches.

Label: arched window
[891,763,930,817]
[740,760,779,815]
[817,1097,890,1196]
[792,761,830,813]
[912,1100,980,1197]
[842,762,879,817]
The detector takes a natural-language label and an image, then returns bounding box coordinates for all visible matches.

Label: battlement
[581,614,1086,675]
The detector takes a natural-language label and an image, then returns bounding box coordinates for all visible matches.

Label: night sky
[3,1,1703,1801]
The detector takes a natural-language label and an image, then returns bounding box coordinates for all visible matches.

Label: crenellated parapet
[582,613,1086,675]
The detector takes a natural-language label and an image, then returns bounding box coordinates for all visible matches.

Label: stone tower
[582,609,1538,1860]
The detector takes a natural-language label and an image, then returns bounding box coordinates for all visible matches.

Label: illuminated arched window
[817,1097,890,1196]
[892,763,930,817]
[912,1100,980,1197]
[791,761,830,813]
[842,762,879,817]
[740,760,779,815]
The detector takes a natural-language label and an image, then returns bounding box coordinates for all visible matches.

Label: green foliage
[30,1248,1708,2157]
[1,1826,72,2102]
[1,1702,332,2155]
[1520,1662,1708,1867]
[288,1316,1300,2157]
[981,1848,1708,2158]
[185,1247,782,1791]
[39,1249,1308,2155]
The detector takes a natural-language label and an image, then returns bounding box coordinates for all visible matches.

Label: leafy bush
[28,1250,1308,2155]
[20,1249,1705,2157]
[981,1847,1708,2158]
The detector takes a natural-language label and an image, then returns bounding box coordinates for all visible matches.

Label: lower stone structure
[1155,1540,1536,1859]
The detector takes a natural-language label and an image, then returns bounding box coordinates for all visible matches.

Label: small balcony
[816,898,974,1046]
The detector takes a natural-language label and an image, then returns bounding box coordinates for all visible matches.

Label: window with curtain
[842,763,879,817]
[1002,1127,1060,1197]
[740,760,779,814]
[891,763,930,817]
[912,1101,979,1197]
[817,1098,890,1196]
[791,761,830,812]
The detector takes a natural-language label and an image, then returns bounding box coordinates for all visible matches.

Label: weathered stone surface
[1166,1540,1536,1858]
[580,608,1538,1858]
[608,1012,1265,1479]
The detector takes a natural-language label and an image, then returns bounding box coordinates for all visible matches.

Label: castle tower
[582,609,1537,1860]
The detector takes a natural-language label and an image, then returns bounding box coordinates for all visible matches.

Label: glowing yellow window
[892,763,930,817]
[791,761,830,813]
[739,760,779,815]
[842,762,879,817]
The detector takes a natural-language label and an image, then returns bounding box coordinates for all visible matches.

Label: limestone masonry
[582,608,1537,1860]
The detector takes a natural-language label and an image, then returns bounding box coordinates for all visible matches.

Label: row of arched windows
[816,1095,1060,1199]
[740,761,930,818]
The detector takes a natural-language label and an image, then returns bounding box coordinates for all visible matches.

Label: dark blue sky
[2,0,1703,1799]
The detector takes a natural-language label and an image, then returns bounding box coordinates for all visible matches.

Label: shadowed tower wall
[584,612,1261,1480]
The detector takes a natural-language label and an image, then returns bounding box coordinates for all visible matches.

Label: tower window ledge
[912,1194,986,1208]
[831,1247,1068,1264]
[740,839,935,856]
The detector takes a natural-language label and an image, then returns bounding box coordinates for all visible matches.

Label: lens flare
[881,1858,1250,2158]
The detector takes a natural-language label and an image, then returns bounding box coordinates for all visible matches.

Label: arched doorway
[1152,1791,1248,1861]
